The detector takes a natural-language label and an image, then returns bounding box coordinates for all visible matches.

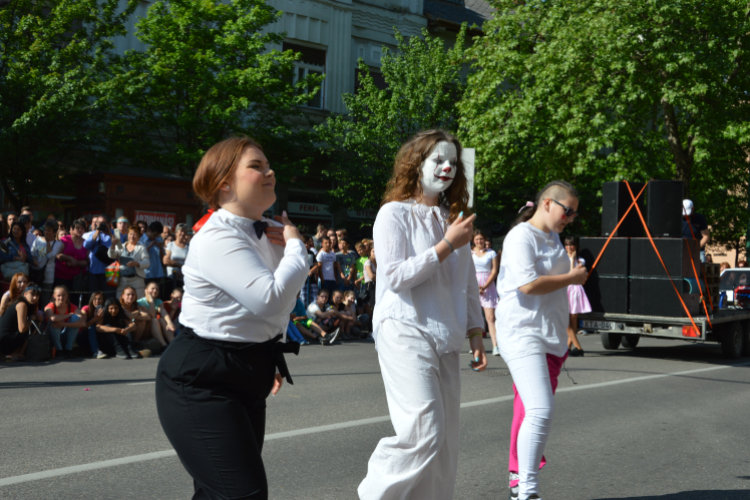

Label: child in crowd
[80,291,106,358]
[306,289,340,344]
[44,285,87,359]
[354,241,369,312]
[96,297,151,359]
[336,237,358,291]
[316,236,340,300]
[137,281,176,351]
[161,287,183,332]
[120,286,151,342]
[301,234,319,307]
[291,291,328,345]
[333,290,356,338]
[564,236,590,357]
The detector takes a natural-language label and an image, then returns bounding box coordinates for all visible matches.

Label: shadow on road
[0,378,155,389]
[594,492,749,500]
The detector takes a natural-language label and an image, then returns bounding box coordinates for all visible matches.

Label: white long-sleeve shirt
[179,209,308,343]
[372,199,484,355]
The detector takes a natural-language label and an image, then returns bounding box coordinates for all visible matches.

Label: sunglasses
[550,199,578,218]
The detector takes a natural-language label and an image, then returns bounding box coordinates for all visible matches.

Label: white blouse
[472,249,497,273]
[372,200,484,355]
[495,222,570,361]
[179,209,308,343]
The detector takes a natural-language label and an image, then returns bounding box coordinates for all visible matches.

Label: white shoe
[492,346,501,356]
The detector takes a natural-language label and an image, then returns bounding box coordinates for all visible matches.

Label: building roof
[423,0,493,30]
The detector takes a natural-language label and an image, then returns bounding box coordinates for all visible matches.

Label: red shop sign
[134,210,176,229]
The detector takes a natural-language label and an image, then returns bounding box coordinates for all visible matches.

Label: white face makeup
[420,141,457,197]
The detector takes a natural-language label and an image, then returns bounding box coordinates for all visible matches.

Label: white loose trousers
[358,319,461,500]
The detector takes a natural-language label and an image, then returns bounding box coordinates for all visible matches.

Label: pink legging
[508,352,567,484]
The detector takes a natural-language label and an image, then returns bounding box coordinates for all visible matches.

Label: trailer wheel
[621,335,640,349]
[720,322,744,359]
[601,332,622,350]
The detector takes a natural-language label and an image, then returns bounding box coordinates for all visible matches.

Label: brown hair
[128,226,141,237]
[8,272,28,301]
[471,229,489,248]
[119,286,138,311]
[382,130,469,223]
[193,136,264,210]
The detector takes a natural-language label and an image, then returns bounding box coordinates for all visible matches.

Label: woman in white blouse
[154,136,308,500]
[358,130,485,500]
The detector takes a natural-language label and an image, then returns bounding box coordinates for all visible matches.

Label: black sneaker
[317,335,326,346]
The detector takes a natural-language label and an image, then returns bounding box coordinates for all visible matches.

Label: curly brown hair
[381,130,470,223]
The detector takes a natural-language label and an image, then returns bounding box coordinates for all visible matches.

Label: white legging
[505,354,555,499]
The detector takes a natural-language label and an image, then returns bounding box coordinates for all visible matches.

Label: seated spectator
[162,287,183,332]
[332,290,356,339]
[96,297,151,359]
[316,236,340,299]
[108,226,150,299]
[79,291,106,359]
[53,219,88,307]
[0,282,41,361]
[119,286,151,342]
[137,281,175,352]
[290,291,327,345]
[306,289,340,343]
[286,319,307,344]
[1,222,33,283]
[0,272,29,317]
[343,290,369,338]
[44,285,87,359]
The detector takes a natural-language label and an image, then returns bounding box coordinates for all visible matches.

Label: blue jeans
[46,315,81,351]
[287,321,305,343]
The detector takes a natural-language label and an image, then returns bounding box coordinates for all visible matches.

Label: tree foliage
[460,0,750,240]
[102,0,319,179]
[0,0,137,212]
[316,27,468,214]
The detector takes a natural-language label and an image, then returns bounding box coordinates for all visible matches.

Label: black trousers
[155,328,278,500]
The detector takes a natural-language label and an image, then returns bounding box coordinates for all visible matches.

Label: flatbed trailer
[580,308,750,359]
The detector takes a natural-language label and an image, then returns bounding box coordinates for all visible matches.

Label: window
[284,42,326,110]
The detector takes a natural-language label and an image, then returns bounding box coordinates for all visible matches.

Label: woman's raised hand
[443,212,477,250]
[267,211,302,247]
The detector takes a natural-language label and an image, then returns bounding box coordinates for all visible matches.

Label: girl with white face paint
[495,180,587,500]
[359,130,485,500]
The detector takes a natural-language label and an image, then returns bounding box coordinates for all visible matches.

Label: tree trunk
[661,99,694,197]
[0,177,21,214]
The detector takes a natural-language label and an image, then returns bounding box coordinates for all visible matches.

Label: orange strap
[624,181,701,334]
[586,182,649,282]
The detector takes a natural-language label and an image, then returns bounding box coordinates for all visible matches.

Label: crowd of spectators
[0,207,188,361]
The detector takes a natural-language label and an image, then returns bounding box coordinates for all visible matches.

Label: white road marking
[126,381,156,386]
[1,360,748,487]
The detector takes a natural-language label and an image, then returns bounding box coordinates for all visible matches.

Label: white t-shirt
[472,249,497,273]
[306,302,322,320]
[495,222,570,361]
[316,250,337,281]
[166,241,189,277]
[363,259,376,283]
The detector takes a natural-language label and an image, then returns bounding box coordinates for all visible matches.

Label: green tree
[0,0,137,212]
[459,0,750,238]
[102,0,319,180]
[316,27,468,216]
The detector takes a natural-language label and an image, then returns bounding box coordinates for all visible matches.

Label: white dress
[359,199,483,500]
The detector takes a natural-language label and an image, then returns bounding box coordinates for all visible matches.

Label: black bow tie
[253,220,268,239]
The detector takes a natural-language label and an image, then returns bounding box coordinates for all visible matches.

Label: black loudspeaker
[601,181,645,237]
[579,237,630,276]
[630,238,700,279]
[629,277,700,317]
[584,276,629,314]
[646,180,684,237]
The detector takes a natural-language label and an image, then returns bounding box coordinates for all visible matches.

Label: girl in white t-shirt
[359,130,484,500]
[471,229,500,355]
[496,180,587,500]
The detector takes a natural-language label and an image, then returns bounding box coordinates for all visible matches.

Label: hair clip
[518,201,535,213]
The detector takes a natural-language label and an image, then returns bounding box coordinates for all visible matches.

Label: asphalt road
[1,334,749,500]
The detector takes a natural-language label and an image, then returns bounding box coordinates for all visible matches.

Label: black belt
[181,327,300,385]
